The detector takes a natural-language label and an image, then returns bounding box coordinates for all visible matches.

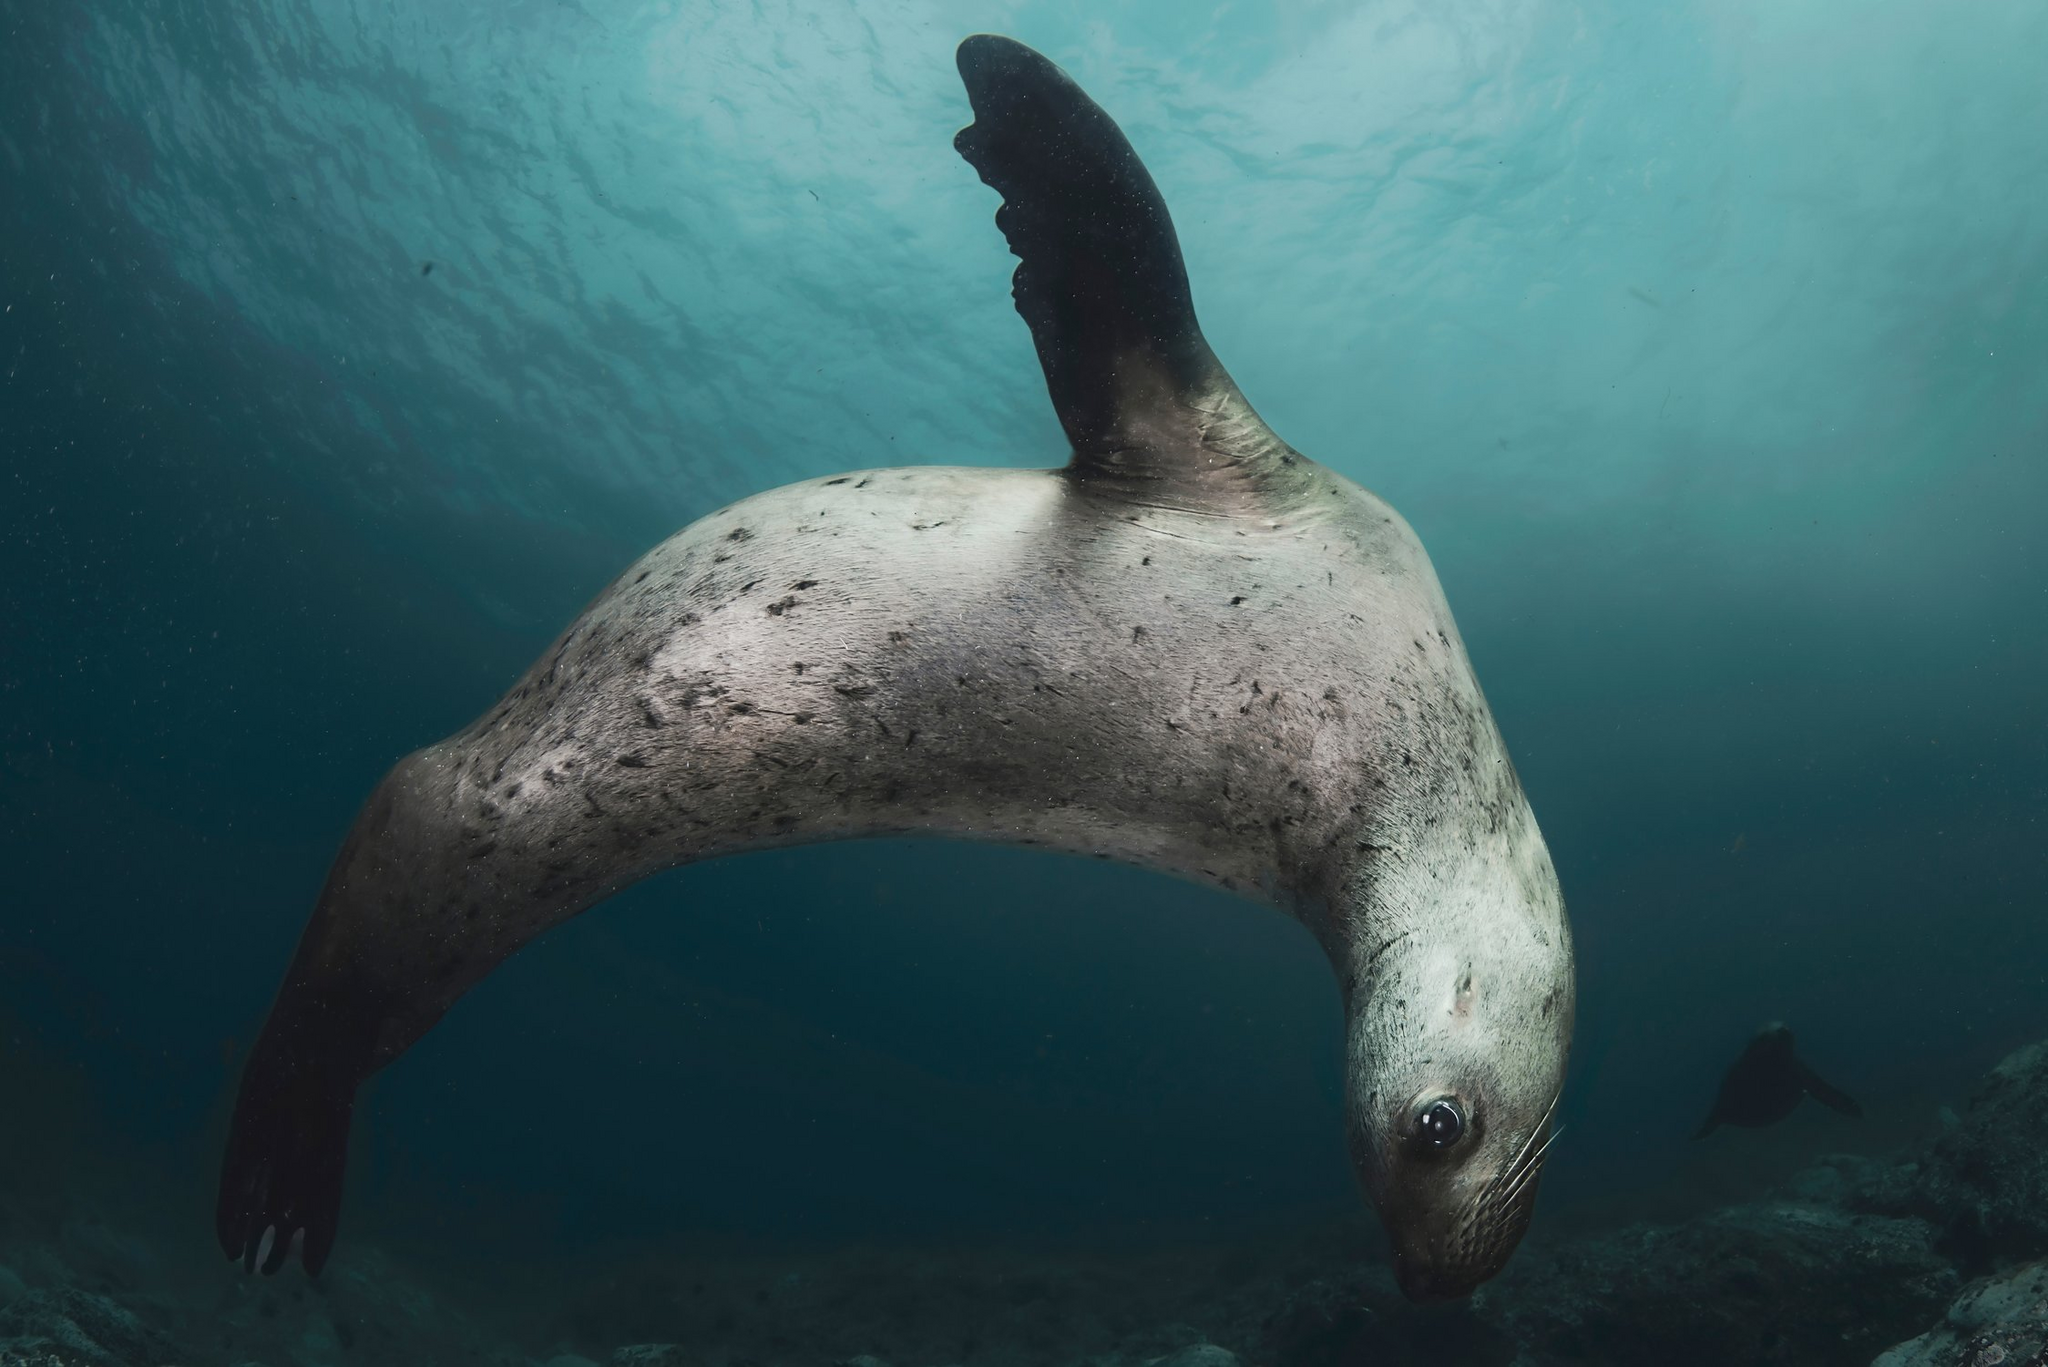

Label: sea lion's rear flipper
[1801,1064,1863,1118]
[953,36,1301,498]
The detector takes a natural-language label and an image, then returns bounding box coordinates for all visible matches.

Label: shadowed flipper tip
[1803,1066,1864,1120]
[216,1055,355,1277]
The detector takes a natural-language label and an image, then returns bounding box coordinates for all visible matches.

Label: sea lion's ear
[953,35,1230,463]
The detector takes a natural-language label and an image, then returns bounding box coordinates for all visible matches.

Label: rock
[1784,1151,1921,1216]
[1151,1346,1242,1367]
[543,1356,603,1367]
[0,1287,177,1367]
[612,1348,690,1367]
[1476,1203,1957,1367]
[1913,1041,2048,1267]
[1873,1261,2048,1367]
[1259,1277,1386,1367]
[56,1221,155,1294]
[833,1358,890,1367]
[0,1267,24,1309]
[294,1314,345,1364]
[0,1344,104,1367]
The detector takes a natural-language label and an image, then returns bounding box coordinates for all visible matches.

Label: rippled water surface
[2,2,2044,1364]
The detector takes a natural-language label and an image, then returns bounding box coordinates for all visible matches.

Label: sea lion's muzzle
[1386,1199,1532,1304]
[1364,1085,1563,1303]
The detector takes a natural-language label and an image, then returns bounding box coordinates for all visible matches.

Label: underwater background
[1,1,2044,1364]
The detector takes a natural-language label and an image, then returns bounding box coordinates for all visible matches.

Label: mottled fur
[219,34,1574,1301]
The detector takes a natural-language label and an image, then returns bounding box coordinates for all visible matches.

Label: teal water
[2,0,2045,1360]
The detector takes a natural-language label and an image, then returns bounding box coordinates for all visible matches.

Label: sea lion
[1694,1023,1862,1138]
[217,34,1574,1302]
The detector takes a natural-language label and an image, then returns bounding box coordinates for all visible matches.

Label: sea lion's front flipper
[218,745,593,1276]
[953,36,1301,500]
[216,761,440,1277]
[216,1016,356,1274]
[1800,1064,1863,1118]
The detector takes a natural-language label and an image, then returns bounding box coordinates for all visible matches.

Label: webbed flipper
[216,1033,355,1275]
[1801,1064,1863,1119]
[953,36,1301,498]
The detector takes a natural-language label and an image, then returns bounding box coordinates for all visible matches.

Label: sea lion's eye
[1415,1098,1465,1148]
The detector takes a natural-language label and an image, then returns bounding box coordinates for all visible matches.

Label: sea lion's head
[1338,831,1574,1303]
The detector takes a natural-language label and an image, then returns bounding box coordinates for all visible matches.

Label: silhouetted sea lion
[1694,1023,1862,1138]
[218,34,1575,1302]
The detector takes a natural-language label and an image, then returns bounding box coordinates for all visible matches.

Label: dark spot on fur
[635,570,651,583]
[1229,596,1245,606]
[615,753,650,768]
[854,477,871,489]
[1141,556,1152,566]
[1131,626,1146,642]
[791,579,819,590]
[726,527,753,543]
[824,477,850,486]
[766,596,798,617]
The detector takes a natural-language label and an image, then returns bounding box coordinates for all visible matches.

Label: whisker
[1485,1087,1562,1200]
[1493,1125,1565,1213]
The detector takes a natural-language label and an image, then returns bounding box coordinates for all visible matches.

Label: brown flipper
[953,35,1303,500]
[1801,1064,1863,1119]
[215,1022,359,1275]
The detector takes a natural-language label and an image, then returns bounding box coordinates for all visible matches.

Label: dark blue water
[3,2,2045,1364]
